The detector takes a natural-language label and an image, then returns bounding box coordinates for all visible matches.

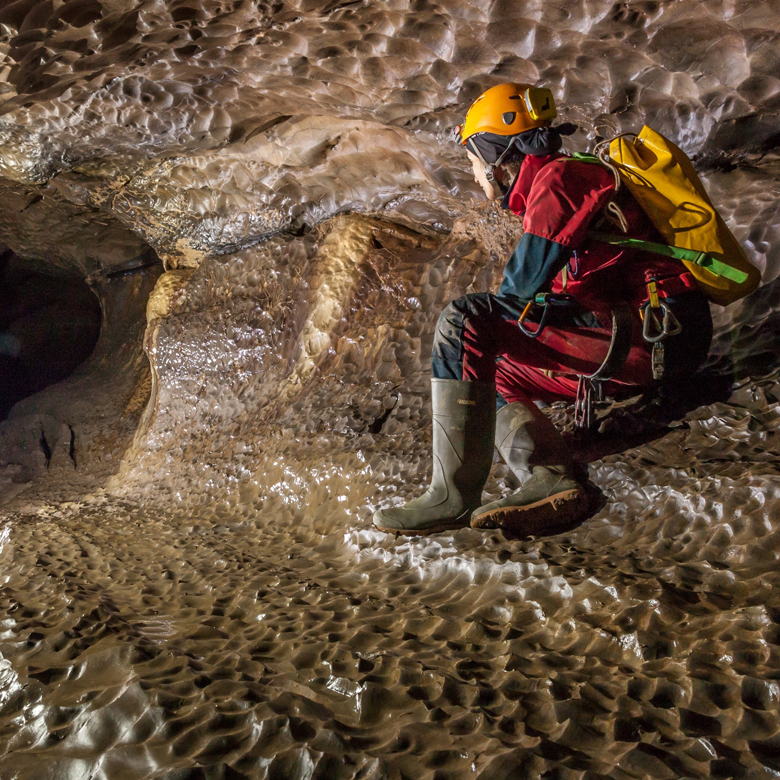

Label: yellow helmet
[458,83,557,146]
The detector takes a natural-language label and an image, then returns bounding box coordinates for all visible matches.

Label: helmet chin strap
[467,135,519,180]
[493,136,518,167]
[465,137,496,183]
[466,136,488,164]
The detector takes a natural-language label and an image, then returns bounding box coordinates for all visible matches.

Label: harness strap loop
[586,304,633,382]
[606,201,629,233]
[574,304,634,431]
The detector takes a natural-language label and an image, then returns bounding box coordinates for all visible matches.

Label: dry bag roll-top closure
[595,126,761,307]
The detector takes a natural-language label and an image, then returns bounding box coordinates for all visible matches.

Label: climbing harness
[515,290,635,432]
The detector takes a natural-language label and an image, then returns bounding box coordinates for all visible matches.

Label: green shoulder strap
[589,232,750,284]
[563,154,749,284]
[567,152,602,165]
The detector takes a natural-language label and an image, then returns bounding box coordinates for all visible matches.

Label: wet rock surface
[0,1,780,778]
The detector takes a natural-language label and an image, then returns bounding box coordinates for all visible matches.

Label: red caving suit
[429,152,713,403]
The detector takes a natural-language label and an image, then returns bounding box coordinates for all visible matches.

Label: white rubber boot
[471,401,588,536]
[373,379,496,535]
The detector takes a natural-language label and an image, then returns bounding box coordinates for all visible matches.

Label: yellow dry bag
[602,126,760,306]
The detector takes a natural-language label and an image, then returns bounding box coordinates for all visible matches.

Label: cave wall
[2,0,780,275]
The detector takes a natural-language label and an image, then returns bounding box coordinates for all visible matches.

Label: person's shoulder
[531,154,614,192]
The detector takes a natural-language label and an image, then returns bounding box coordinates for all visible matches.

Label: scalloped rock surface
[1,2,780,779]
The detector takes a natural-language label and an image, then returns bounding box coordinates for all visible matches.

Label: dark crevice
[68,424,76,468]
[103,260,160,279]
[39,428,51,468]
[693,115,780,173]
[231,114,292,144]
[20,193,43,211]
[368,391,399,434]
[321,0,364,15]
[368,408,393,434]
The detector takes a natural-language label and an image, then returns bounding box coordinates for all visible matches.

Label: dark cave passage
[0,249,102,421]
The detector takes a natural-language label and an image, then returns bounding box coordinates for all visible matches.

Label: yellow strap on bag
[606,126,761,306]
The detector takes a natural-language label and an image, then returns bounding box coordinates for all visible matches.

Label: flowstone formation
[1,1,780,778]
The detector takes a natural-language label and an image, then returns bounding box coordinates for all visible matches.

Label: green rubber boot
[373,379,496,535]
[471,401,589,536]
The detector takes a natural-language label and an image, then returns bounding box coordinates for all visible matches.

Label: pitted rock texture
[1,0,780,272]
[2,377,780,779]
[1,1,780,779]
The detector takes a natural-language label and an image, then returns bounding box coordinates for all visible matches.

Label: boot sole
[471,489,587,537]
[373,518,471,536]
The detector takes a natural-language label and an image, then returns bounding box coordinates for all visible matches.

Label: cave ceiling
[1,0,779,275]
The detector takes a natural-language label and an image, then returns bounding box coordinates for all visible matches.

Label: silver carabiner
[642,301,681,343]
[642,303,665,343]
[661,305,682,337]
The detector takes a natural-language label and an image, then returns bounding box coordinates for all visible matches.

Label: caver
[373,82,721,537]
